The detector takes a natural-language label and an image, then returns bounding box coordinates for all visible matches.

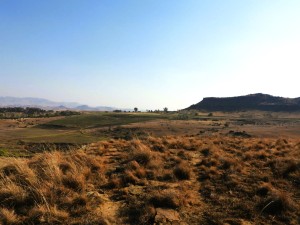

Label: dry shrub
[123,195,156,225]
[96,141,111,154]
[198,165,211,181]
[147,156,164,171]
[58,162,75,175]
[62,173,85,192]
[218,157,237,170]
[122,170,140,185]
[28,205,69,224]
[177,150,190,160]
[256,182,296,216]
[208,166,220,176]
[149,191,181,209]
[199,158,218,168]
[267,158,300,179]
[177,137,197,151]
[116,161,148,187]
[256,183,273,197]
[173,162,192,180]
[0,179,30,208]
[122,188,183,224]
[126,161,146,178]
[1,161,37,187]
[107,174,122,188]
[27,152,64,183]
[136,205,156,225]
[243,152,252,161]
[165,136,187,149]
[147,136,166,152]
[253,143,266,151]
[275,138,289,149]
[131,151,151,166]
[127,160,140,170]
[282,160,300,178]
[200,148,210,156]
[124,139,169,182]
[259,190,296,215]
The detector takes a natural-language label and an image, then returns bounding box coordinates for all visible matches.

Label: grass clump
[149,191,181,209]
[259,191,295,215]
[129,139,153,166]
[123,196,156,225]
[0,208,20,225]
[0,150,106,224]
[173,162,192,180]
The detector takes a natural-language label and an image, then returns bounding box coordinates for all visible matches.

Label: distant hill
[75,105,119,111]
[186,93,300,112]
[0,96,118,111]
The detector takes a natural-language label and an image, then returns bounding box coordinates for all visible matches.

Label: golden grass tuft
[129,139,153,166]
[0,150,106,224]
[0,208,20,225]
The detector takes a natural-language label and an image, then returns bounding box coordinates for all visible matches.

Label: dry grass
[0,135,300,224]
[0,150,106,224]
[0,208,20,225]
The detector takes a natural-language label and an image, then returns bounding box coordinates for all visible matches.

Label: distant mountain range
[186,93,300,112]
[0,96,123,111]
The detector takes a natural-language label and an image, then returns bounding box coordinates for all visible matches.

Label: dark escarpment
[187,93,300,112]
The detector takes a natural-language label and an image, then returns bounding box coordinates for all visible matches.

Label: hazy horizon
[0,93,299,112]
[1,1,299,110]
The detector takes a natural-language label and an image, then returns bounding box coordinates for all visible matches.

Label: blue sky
[0,0,299,110]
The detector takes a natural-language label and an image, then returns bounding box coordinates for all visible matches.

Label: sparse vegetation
[0,135,299,224]
[0,111,300,224]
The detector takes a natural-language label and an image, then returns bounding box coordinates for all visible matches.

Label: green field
[38,112,168,129]
[0,112,170,153]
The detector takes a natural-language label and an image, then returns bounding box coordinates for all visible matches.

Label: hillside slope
[186,93,300,112]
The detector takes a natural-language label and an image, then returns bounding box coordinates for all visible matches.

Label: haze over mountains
[0,96,118,111]
[187,93,300,112]
[2,94,300,112]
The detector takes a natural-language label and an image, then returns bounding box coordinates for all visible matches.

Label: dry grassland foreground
[0,135,300,225]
